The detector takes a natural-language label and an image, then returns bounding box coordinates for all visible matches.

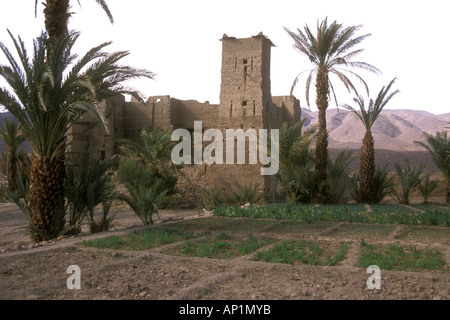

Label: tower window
[243,59,248,64]
[242,101,247,107]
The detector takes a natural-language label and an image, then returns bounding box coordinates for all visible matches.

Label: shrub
[201,187,224,211]
[231,181,264,205]
[276,120,316,203]
[417,175,440,204]
[65,153,119,233]
[327,150,355,203]
[118,128,178,203]
[394,159,426,204]
[353,164,395,204]
[117,158,169,226]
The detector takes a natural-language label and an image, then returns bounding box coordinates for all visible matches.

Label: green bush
[117,159,169,225]
[65,153,119,233]
[201,187,224,211]
[394,159,426,205]
[417,175,439,204]
[231,181,264,205]
[352,164,395,204]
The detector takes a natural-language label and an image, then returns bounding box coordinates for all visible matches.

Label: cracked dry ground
[0,202,448,300]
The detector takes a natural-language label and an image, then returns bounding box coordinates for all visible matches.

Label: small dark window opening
[100,150,106,161]
[242,101,247,107]
[243,59,248,64]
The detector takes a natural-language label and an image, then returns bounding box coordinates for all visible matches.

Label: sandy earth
[0,201,448,302]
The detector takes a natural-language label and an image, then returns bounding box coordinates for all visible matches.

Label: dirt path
[0,201,448,300]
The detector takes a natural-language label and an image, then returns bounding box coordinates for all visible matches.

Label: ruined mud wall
[67,94,125,164]
[271,96,301,127]
[170,98,219,130]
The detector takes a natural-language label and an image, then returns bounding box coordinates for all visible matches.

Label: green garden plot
[399,226,450,244]
[359,240,448,272]
[80,228,198,251]
[253,239,351,266]
[326,223,397,240]
[218,218,278,233]
[409,204,449,214]
[264,220,339,235]
[163,232,274,259]
[163,216,235,233]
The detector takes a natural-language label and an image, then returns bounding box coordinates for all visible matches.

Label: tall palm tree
[35,0,114,50]
[0,30,154,242]
[284,18,380,202]
[343,78,399,203]
[415,131,450,203]
[0,118,31,193]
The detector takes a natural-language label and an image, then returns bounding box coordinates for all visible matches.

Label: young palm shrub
[342,78,399,203]
[118,128,178,201]
[276,120,316,203]
[285,18,380,202]
[231,181,264,205]
[0,30,154,242]
[201,187,224,211]
[394,159,426,205]
[373,164,395,203]
[117,128,177,225]
[414,131,450,203]
[327,150,355,203]
[0,118,30,194]
[352,164,395,204]
[93,199,116,233]
[417,175,440,204]
[65,153,119,233]
[117,158,168,226]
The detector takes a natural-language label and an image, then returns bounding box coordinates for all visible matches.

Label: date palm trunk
[314,70,330,202]
[28,154,66,242]
[359,130,376,203]
[43,0,70,51]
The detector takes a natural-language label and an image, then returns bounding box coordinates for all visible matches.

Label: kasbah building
[68,32,301,204]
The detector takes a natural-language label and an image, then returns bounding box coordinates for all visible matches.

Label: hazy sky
[0,0,449,115]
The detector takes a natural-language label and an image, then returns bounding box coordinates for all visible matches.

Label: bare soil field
[0,201,448,301]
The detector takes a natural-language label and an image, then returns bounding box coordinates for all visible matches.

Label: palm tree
[118,128,178,198]
[343,78,399,203]
[284,18,380,202]
[117,128,179,225]
[0,30,154,242]
[0,118,31,193]
[35,0,114,50]
[414,131,450,203]
[276,119,316,202]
